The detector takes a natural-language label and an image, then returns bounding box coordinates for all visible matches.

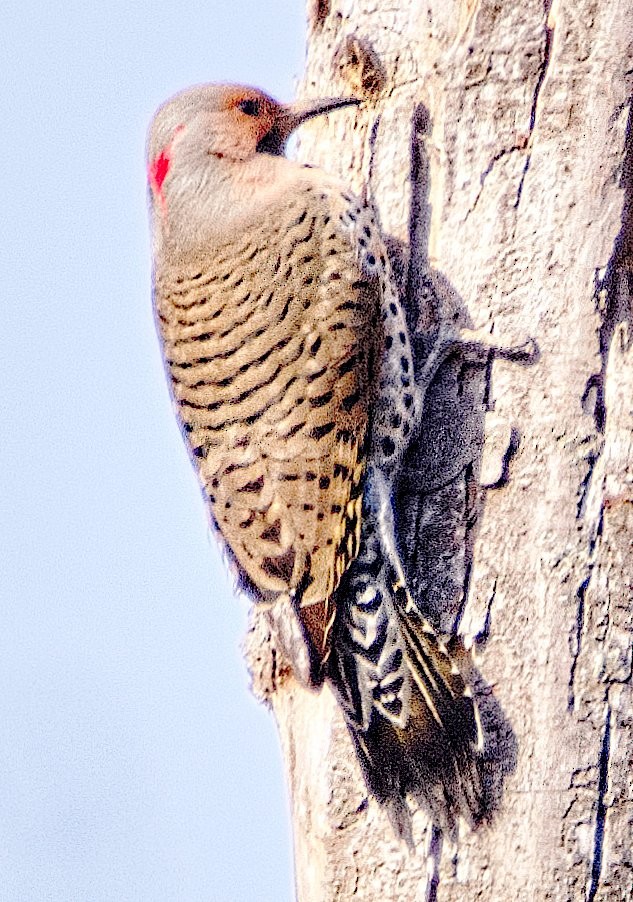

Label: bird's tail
[327,509,484,842]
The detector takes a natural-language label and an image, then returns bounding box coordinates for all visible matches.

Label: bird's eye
[237,98,261,117]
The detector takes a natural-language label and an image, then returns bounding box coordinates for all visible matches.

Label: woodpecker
[147,83,484,839]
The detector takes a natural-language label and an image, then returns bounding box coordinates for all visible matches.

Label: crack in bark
[589,503,604,558]
[514,3,555,208]
[576,445,601,520]
[568,573,590,710]
[467,3,557,220]
[587,704,611,902]
[592,99,633,433]
[468,145,525,217]
[477,576,497,646]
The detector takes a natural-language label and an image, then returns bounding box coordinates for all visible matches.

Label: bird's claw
[413,324,539,422]
[453,328,539,365]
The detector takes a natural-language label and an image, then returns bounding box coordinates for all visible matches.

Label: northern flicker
[147,83,484,838]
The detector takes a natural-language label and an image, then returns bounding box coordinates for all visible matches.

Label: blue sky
[1,3,306,899]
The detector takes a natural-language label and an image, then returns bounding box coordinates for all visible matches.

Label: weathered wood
[246,1,633,898]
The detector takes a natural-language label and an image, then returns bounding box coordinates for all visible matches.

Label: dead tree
[246,1,633,898]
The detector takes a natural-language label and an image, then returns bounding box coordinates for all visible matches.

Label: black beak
[257,96,360,156]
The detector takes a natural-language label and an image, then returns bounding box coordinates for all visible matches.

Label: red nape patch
[148,127,184,198]
[149,149,171,194]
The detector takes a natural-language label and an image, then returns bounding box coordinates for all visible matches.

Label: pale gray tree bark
[245,1,633,898]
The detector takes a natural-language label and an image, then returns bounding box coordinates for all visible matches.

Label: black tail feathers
[343,683,485,845]
[328,554,485,843]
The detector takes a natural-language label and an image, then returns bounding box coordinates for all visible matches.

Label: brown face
[217,87,282,153]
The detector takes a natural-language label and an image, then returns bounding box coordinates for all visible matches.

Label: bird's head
[146,83,359,213]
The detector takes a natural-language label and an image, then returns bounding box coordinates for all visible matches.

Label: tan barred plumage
[147,83,483,838]
[155,186,375,665]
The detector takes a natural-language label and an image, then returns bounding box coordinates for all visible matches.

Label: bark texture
[245,1,633,898]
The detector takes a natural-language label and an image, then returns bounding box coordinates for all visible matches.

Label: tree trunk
[245,1,633,898]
